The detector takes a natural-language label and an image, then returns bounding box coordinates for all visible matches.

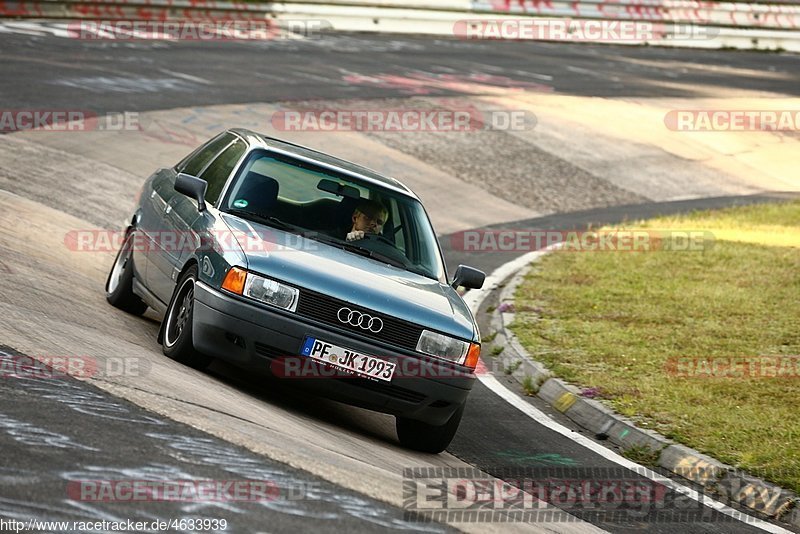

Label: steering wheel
[361,233,396,247]
[360,233,413,268]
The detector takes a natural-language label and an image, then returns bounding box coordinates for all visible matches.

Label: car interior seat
[331,196,360,235]
[236,171,279,215]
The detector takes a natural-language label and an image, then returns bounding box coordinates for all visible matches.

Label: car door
[145,132,236,303]
[164,136,248,293]
[135,167,175,298]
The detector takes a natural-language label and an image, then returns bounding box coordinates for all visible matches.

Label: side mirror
[451,265,485,290]
[175,173,208,212]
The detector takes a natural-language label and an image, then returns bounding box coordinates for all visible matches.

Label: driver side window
[200,139,247,206]
[176,132,235,177]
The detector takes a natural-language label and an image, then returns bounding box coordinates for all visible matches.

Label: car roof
[229,128,418,199]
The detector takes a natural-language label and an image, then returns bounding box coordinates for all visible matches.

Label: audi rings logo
[337,307,384,333]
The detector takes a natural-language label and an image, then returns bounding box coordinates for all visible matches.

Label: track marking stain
[495,450,579,466]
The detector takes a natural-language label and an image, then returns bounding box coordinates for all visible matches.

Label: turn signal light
[465,343,481,369]
[221,266,247,295]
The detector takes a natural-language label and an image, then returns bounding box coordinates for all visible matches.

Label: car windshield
[221,149,446,283]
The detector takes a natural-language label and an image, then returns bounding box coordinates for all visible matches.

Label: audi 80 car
[105,129,486,452]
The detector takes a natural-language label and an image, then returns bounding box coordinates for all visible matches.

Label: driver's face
[352,210,386,234]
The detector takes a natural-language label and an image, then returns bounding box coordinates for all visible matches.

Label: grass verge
[511,200,800,493]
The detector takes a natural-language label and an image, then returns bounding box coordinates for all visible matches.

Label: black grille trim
[295,288,424,352]
[254,343,286,360]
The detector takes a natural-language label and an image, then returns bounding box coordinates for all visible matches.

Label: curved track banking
[1,26,799,533]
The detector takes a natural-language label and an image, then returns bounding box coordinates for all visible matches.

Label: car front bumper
[192,282,475,425]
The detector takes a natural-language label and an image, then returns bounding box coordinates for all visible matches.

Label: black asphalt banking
[0,29,798,116]
[0,345,456,534]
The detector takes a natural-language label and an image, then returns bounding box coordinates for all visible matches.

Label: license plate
[300,336,396,382]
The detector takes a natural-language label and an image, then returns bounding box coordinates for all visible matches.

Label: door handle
[165,204,172,214]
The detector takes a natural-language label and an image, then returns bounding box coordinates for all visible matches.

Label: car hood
[222,214,476,341]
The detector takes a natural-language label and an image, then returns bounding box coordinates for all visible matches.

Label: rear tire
[105,231,148,316]
[162,266,212,370]
[396,403,465,453]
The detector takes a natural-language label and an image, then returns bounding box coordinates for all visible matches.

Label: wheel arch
[157,258,200,345]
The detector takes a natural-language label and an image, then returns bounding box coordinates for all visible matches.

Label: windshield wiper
[341,241,409,271]
[224,208,300,233]
[305,232,405,269]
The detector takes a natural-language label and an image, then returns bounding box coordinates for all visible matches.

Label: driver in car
[346,200,388,242]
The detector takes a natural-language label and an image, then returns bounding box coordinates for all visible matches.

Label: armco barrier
[476,0,800,30]
[0,0,798,51]
[272,3,800,51]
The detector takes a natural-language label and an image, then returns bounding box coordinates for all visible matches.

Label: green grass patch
[621,445,663,467]
[505,360,521,375]
[491,345,505,357]
[522,375,537,396]
[512,200,800,493]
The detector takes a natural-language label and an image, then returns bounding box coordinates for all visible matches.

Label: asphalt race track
[1,23,799,534]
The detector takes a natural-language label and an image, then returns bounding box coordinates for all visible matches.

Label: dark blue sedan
[105,129,485,452]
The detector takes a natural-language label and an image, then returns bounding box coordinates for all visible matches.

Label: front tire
[105,231,148,315]
[396,403,465,453]
[162,266,212,370]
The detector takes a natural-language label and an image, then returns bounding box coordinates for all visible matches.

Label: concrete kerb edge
[485,252,800,527]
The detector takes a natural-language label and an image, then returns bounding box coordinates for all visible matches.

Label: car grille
[254,343,286,360]
[295,288,423,352]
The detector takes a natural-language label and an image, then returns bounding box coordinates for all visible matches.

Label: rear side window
[200,139,247,205]
[177,133,236,176]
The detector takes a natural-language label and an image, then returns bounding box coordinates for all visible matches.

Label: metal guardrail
[0,0,798,51]
[474,0,800,30]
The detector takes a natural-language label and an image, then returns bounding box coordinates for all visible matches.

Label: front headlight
[244,274,299,311]
[222,267,299,312]
[416,330,469,364]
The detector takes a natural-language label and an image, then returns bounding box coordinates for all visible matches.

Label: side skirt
[133,278,168,318]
